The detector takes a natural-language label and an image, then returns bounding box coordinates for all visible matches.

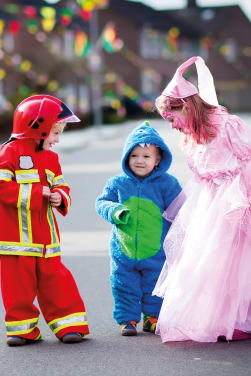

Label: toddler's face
[128,144,161,178]
[42,122,66,150]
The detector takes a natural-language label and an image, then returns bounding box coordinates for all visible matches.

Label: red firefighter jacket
[0,138,71,258]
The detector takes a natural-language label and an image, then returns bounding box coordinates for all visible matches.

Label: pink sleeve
[163,190,187,222]
[226,115,251,160]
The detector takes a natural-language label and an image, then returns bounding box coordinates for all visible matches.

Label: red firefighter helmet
[12,95,80,140]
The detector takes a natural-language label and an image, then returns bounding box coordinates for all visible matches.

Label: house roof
[167,5,244,35]
[5,0,60,7]
[109,0,201,38]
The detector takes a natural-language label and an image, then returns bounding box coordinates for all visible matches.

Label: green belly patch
[117,196,162,260]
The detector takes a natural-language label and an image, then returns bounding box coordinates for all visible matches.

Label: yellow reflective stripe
[46,169,55,188]
[0,242,44,256]
[7,327,36,336]
[17,184,32,244]
[15,169,40,183]
[48,312,88,334]
[0,241,43,247]
[48,312,86,326]
[53,175,68,188]
[56,188,71,210]
[0,251,43,257]
[0,169,14,176]
[45,252,61,258]
[0,169,14,181]
[17,184,24,242]
[6,317,38,326]
[17,183,23,208]
[45,244,61,258]
[6,317,38,335]
[47,205,59,244]
[27,185,32,243]
[53,322,88,334]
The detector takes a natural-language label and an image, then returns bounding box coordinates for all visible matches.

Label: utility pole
[88,9,103,126]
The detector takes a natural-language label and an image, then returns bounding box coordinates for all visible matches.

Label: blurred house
[0,0,250,132]
[0,0,93,131]
[99,0,202,116]
[166,0,251,111]
[99,0,251,111]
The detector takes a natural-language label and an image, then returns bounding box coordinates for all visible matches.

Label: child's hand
[42,186,51,198]
[50,191,62,207]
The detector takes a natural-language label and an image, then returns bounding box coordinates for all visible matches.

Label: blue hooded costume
[95,122,182,324]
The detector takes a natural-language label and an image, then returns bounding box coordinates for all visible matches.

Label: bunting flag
[60,8,73,26]
[102,23,123,53]
[74,31,90,57]
[24,6,37,19]
[9,20,21,35]
[0,19,5,35]
[27,19,39,34]
[79,9,91,21]
[40,7,56,32]
[77,0,109,11]
[165,27,180,53]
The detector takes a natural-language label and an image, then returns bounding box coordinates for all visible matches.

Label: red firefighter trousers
[0,255,89,340]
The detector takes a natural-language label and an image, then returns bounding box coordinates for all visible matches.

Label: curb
[54,113,251,153]
[2,113,250,153]
[54,119,152,153]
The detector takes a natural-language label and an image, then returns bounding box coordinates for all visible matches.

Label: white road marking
[62,161,121,174]
[60,231,110,255]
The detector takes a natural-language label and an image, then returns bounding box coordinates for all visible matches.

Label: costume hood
[122,121,172,179]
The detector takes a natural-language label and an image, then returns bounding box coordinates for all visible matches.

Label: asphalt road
[1,117,251,376]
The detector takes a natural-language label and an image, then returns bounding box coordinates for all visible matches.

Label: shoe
[7,336,27,346]
[143,314,158,333]
[232,329,251,341]
[218,330,251,342]
[120,321,137,336]
[61,333,83,343]
[217,336,227,342]
[7,333,42,347]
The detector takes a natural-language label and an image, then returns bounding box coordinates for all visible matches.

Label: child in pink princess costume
[152,56,251,343]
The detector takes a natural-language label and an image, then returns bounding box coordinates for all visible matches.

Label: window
[141,69,161,96]
[140,28,161,59]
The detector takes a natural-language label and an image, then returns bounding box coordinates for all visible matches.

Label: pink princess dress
[153,106,251,342]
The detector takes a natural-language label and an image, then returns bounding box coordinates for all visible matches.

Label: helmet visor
[56,114,81,124]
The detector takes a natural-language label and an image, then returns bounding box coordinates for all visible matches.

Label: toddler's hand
[42,186,51,198]
[50,191,62,207]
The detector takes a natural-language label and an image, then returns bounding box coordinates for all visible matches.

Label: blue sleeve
[95,177,127,225]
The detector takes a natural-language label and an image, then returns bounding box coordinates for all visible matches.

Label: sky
[127,0,251,21]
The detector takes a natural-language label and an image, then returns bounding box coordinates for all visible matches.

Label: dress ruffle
[153,109,251,342]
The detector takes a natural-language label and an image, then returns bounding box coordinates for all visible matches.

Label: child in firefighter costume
[0,95,89,346]
[95,122,182,336]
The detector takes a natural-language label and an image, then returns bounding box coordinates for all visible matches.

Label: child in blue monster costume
[95,121,182,336]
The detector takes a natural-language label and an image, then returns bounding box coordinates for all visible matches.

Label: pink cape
[153,108,251,342]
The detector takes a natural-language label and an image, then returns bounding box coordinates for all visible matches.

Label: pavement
[54,119,144,153]
[55,112,251,153]
[1,112,251,153]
